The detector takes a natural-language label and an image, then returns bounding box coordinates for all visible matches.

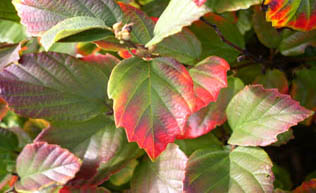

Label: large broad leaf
[108,57,196,159]
[36,115,140,187]
[0,0,20,22]
[118,3,202,65]
[226,85,313,146]
[294,179,316,193]
[279,30,316,56]
[15,142,81,192]
[195,0,262,13]
[0,20,27,43]
[145,0,209,47]
[252,6,281,49]
[291,67,316,111]
[180,77,244,139]
[189,56,230,111]
[13,0,122,49]
[131,144,187,193]
[254,69,289,94]
[0,43,21,70]
[184,146,274,193]
[0,52,112,122]
[265,0,316,31]
[190,13,245,63]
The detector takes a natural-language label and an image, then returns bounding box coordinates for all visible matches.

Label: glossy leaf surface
[146,0,209,47]
[15,142,81,192]
[227,85,313,146]
[180,77,244,139]
[265,0,316,31]
[108,57,196,159]
[0,52,110,121]
[184,146,274,193]
[131,144,187,193]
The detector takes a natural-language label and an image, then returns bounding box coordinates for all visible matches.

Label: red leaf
[190,56,230,111]
[193,0,207,6]
[294,179,316,193]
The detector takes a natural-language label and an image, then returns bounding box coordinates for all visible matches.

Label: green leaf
[41,16,111,50]
[0,43,21,70]
[272,129,294,146]
[252,6,281,49]
[0,0,20,22]
[36,115,140,186]
[0,128,18,153]
[131,144,187,193]
[190,13,245,63]
[226,85,313,146]
[109,159,138,186]
[254,69,289,94]
[202,0,262,13]
[0,20,27,43]
[184,146,274,193]
[272,165,292,191]
[280,30,316,56]
[15,142,81,192]
[145,0,209,47]
[108,57,196,159]
[0,52,113,121]
[143,0,169,17]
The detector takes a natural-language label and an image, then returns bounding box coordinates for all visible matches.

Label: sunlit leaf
[146,0,209,47]
[180,77,244,139]
[265,0,316,31]
[15,142,81,192]
[184,146,274,193]
[108,57,196,159]
[0,52,111,121]
[131,144,187,193]
[226,85,313,146]
[0,20,27,43]
[199,0,262,13]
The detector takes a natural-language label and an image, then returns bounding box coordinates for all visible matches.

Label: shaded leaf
[280,30,316,56]
[145,0,209,47]
[195,0,262,13]
[272,129,294,146]
[294,179,316,193]
[226,85,313,146]
[265,0,316,31]
[254,69,289,94]
[272,165,292,191]
[36,115,140,187]
[110,159,138,186]
[15,142,81,192]
[0,43,21,70]
[0,0,20,22]
[189,56,230,111]
[0,52,110,122]
[184,146,274,193]
[0,128,19,153]
[190,13,245,63]
[180,77,244,139]
[252,6,281,49]
[108,57,196,159]
[131,144,187,193]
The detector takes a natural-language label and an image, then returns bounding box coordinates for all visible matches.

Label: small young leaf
[131,144,187,193]
[265,0,316,31]
[180,77,244,139]
[145,0,209,47]
[226,85,314,146]
[0,52,111,122]
[184,146,274,193]
[108,57,196,159]
[15,142,81,192]
[189,56,230,111]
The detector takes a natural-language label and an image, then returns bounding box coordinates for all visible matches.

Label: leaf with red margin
[189,56,230,111]
[194,0,262,13]
[0,52,112,122]
[184,146,274,193]
[178,77,244,139]
[265,0,316,31]
[36,115,140,187]
[294,179,316,193]
[15,142,81,192]
[108,57,196,159]
[226,85,314,146]
[254,69,289,94]
[131,144,187,193]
